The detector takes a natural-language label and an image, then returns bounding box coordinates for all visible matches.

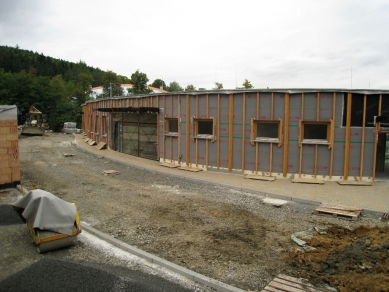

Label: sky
[1,0,388,90]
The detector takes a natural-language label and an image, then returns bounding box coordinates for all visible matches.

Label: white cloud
[1,0,388,89]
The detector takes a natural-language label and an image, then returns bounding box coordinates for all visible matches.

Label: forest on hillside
[0,45,114,131]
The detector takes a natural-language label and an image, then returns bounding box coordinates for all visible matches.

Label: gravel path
[2,133,386,291]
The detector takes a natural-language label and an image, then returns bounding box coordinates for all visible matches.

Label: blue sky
[1,0,388,89]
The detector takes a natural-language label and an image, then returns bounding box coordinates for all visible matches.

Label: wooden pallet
[314,203,362,220]
[262,274,328,292]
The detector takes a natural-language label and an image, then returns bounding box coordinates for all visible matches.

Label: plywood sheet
[292,178,325,184]
[245,174,276,181]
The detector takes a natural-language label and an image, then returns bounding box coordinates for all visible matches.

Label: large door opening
[375,132,389,180]
[111,112,158,160]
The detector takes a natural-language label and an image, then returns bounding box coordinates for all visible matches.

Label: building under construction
[81,89,389,183]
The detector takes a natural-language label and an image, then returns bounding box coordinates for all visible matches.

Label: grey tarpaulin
[13,189,76,235]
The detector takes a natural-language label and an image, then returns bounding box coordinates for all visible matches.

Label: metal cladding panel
[317,146,331,175]
[218,95,230,169]
[208,140,218,166]
[244,142,257,171]
[197,140,207,166]
[289,94,302,126]
[198,94,207,117]
[246,93,257,119]
[173,95,180,117]
[348,142,362,176]
[335,93,345,126]
[272,145,284,173]
[333,142,346,176]
[274,93,286,119]
[257,143,270,171]
[362,142,374,176]
[303,93,317,120]
[232,94,243,170]
[287,141,300,173]
[259,93,271,119]
[301,144,315,173]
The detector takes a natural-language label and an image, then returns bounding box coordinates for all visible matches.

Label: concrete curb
[81,223,245,292]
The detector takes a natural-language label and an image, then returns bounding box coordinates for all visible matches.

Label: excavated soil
[13,133,389,291]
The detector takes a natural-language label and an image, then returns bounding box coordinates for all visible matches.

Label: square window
[165,118,179,136]
[301,121,331,144]
[251,120,281,143]
[193,118,214,139]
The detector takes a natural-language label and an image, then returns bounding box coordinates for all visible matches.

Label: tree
[167,81,183,92]
[101,70,122,97]
[129,69,152,94]
[185,84,196,91]
[237,79,254,89]
[118,75,131,84]
[151,79,167,90]
[215,82,223,89]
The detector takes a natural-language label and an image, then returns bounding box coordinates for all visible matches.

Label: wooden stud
[177,95,181,165]
[195,95,198,167]
[206,94,209,169]
[217,94,220,169]
[343,93,352,180]
[329,93,336,178]
[298,93,304,178]
[242,93,246,172]
[359,95,366,179]
[186,95,190,166]
[156,95,160,161]
[283,93,290,177]
[228,94,234,172]
[163,95,166,161]
[256,93,260,173]
[373,94,382,180]
[269,143,273,175]
[314,92,320,178]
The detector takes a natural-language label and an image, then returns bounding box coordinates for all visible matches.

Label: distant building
[82,88,389,183]
[90,84,167,98]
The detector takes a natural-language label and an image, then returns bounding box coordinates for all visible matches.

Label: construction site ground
[3,133,389,291]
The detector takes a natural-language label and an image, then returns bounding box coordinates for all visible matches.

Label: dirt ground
[15,133,389,291]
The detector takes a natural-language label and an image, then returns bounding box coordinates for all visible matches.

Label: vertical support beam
[283,93,290,177]
[177,95,181,165]
[330,92,336,178]
[256,93,260,174]
[186,94,190,166]
[343,93,352,180]
[170,95,173,162]
[298,93,304,178]
[360,95,366,179]
[206,94,209,169]
[156,95,160,161]
[372,94,382,180]
[314,92,320,178]
[242,93,246,173]
[163,96,166,161]
[195,95,199,167]
[217,94,221,169]
[228,94,234,171]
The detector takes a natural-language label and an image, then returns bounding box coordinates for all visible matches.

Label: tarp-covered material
[13,189,76,235]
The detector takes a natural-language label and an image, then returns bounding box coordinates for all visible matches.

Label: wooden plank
[315,207,360,219]
[337,180,372,186]
[245,174,276,181]
[178,166,202,172]
[292,178,324,184]
[96,142,106,150]
[317,203,363,212]
[262,274,328,292]
[159,163,178,168]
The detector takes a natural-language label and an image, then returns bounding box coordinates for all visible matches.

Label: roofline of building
[83,88,389,106]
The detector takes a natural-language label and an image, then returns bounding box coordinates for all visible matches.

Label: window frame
[192,117,215,141]
[164,117,179,137]
[250,119,282,147]
[299,120,333,147]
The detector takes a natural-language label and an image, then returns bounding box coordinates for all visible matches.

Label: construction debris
[102,170,120,175]
[63,153,74,157]
[314,203,362,220]
[262,197,288,207]
[262,274,329,292]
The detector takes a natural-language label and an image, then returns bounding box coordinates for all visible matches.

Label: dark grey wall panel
[259,93,271,119]
[287,141,300,173]
[317,146,331,175]
[274,93,285,119]
[257,143,270,171]
[303,93,317,120]
[272,145,283,173]
[301,144,315,173]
